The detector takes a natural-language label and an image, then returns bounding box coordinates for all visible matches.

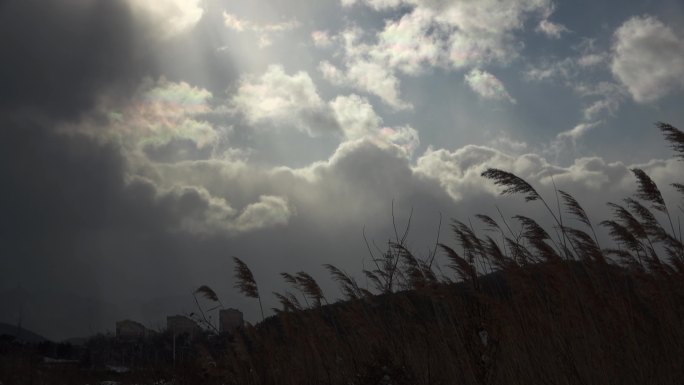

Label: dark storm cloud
[0,0,246,339]
[1,0,681,343]
[0,115,261,340]
[0,117,126,338]
[0,0,160,339]
[0,0,156,121]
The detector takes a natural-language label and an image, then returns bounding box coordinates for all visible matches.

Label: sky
[1,0,683,341]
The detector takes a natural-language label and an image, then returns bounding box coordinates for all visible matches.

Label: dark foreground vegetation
[2,123,683,384]
[0,330,234,384]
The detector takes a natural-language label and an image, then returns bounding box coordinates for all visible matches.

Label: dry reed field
[2,123,683,385]
[201,122,684,385]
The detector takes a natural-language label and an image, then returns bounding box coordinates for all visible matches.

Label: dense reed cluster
[200,122,684,385]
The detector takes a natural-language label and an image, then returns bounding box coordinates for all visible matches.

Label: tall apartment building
[166,315,200,338]
[115,320,147,339]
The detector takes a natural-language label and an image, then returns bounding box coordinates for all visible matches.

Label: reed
[206,122,684,385]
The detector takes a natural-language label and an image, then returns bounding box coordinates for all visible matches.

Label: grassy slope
[218,261,684,385]
[210,123,684,385]
[0,322,49,343]
[2,123,682,385]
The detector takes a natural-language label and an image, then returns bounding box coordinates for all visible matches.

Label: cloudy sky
[1,0,683,340]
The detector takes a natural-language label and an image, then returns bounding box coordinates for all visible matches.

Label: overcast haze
[1,0,683,341]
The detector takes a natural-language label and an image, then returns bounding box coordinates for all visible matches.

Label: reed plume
[562,226,603,263]
[439,243,478,284]
[295,271,326,307]
[483,235,513,269]
[324,264,363,300]
[273,291,302,312]
[280,272,326,307]
[514,215,560,261]
[658,122,684,158]
[631,168,667,213]
[558,190,589,227]
[195,285,220,302]
[482,168,571,258]
[475,214,501,232]
[481,168,541,202]
[233,256,264,321]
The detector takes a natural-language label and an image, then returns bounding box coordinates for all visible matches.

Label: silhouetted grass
[211,122,684,385]
[2,123,683,384]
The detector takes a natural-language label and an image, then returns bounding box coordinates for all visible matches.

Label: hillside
[219,260,684,385]
[0,322,49,343]
[1,122,683,385]
[208,123,684,385]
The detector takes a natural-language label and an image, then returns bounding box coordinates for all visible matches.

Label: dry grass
[2,123,683,384]
[210,261,684,385]
[208,122,684,385]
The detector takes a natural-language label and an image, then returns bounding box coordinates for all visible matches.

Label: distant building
[219,308,244,333]
[116,320,147,339]
[167,315,200,338]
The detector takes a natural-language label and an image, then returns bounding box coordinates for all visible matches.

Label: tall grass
[195,122,684,385]
[192,123,684,384]
[15,123,678,384]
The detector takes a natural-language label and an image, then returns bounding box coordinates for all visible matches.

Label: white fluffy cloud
[525,50,625,143]
[311,30,333,47]
[464,69,516,103]
[131,120,684,239]
[223,13,299,33]
[96,78,218,153]
[341,0,402,10]
[524,57,576,82]
[573,82,624,123]
[231,65,339,136]
[318,61,347,85]
[536,19,569,39]
[323,0,554,108]
[329,94,419,155]
[556,121,601,142]
[229,66,418,151]
[371,8,442,75]
[230,195,292,233]
[127,0,204,38]
[524,39,609,84]
[535,5,569,39]
[577,53,607,67]
[414,145,515,200]
[223,12,300,48]
[343,60,409,109]
[413,142,682,204]
[329,94,382,140]
[611,15,684,103]
[319,51,410,109]
[138,180,292,235]
[437,0,552,67]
